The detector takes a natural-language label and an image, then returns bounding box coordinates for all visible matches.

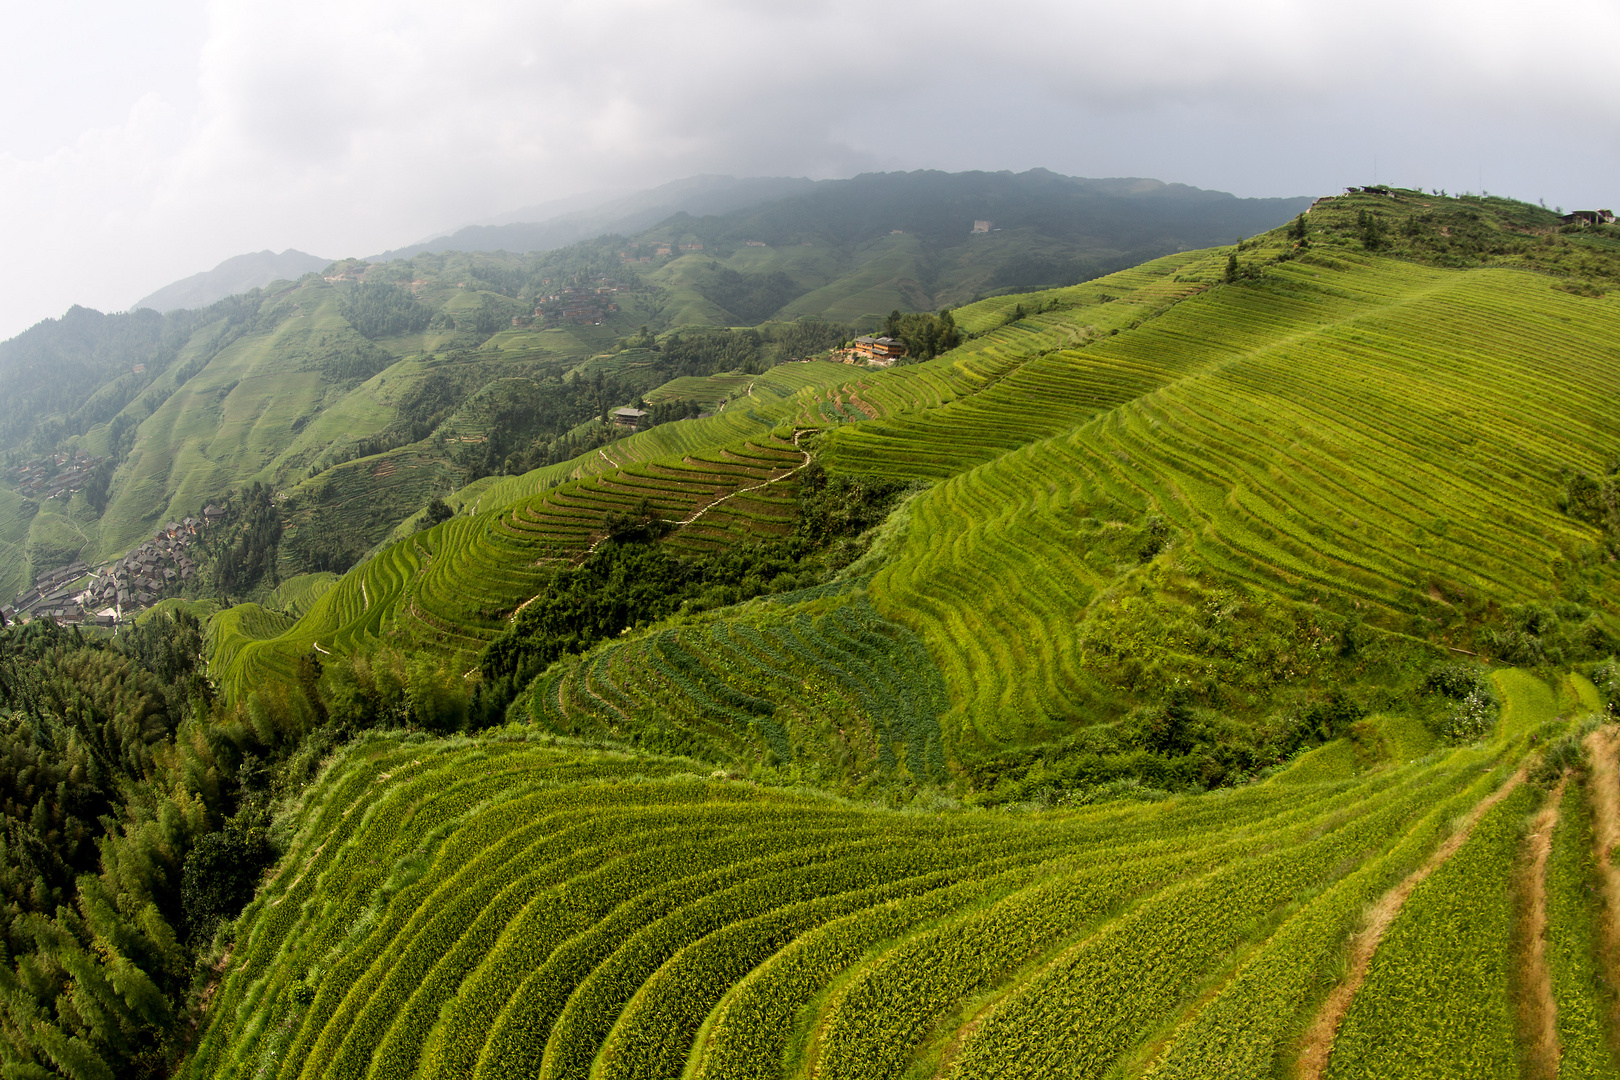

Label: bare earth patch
[1582,728,1620,1044]
[1516,777,1565,1080]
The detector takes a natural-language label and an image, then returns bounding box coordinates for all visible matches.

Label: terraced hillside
[862,248,1620,756]
[163,191,1620,1080]
[185,668,1620,1079]
[215,193,1620,791]
[527,591,949,780]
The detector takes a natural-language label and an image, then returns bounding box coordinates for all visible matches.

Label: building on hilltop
[1561,209,1616,226]
[972,220,992,234]
[611,407,649,430]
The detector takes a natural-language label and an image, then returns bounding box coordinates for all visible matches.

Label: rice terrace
[4,182,1620,1079]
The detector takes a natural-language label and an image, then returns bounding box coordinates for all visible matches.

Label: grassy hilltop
[6,188,1620,1079]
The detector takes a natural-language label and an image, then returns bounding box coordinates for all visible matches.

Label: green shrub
[1420,662,1500,743]
[181,824,275,941]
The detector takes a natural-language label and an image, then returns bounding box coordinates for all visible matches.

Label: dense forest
[0,615,279,1077]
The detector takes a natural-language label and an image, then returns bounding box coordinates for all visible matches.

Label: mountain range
[130,170,1309,317]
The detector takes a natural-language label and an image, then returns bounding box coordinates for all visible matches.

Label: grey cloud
[1,0,1615,341]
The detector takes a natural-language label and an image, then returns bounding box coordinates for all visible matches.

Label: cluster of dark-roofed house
[513,280,623,328]
[4,449,105,500]
[1,504,226,629]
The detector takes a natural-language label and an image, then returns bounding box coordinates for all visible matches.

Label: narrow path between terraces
[1582,727,1620,1041]
[1295,762,1530,1080]
[1518,776,1565,1080]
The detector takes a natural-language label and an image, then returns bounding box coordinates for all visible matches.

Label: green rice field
[184,668,1620,1078]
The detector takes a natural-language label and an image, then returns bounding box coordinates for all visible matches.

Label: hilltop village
[2,507,221,627]
[523,280,624,327]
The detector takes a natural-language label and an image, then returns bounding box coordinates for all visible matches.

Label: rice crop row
[186,683,1588,1080]
[527,596,948,779]
[1323,783,1540,1079]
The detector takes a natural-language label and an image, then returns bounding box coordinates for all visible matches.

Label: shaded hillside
[636,169,1313,324]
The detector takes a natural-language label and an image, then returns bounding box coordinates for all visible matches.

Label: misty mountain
[134,249,331,313]
[703,169,1309,257]
[366,175,820,261]
[638,169,1314,324]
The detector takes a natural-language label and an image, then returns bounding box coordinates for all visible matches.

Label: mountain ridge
[133,248,332,313]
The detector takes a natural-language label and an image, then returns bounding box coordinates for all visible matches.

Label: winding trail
[1296,763,1529,1080]
[1518,777,1566,1080]
[1582,727,1620,1039]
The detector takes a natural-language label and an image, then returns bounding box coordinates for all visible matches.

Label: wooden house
[852,336,907,364]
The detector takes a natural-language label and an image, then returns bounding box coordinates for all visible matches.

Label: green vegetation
[1325,783,1538,1078]
[8,187,1620,1079]
[0,614,290,1078]
[178,668,1564,1079]
[879,306,962,361]
[1545,770,1619,1076]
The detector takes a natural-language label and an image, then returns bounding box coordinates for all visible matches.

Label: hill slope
[0,169,1313,613]
[212,190,1620,797]
[133,249,332,313]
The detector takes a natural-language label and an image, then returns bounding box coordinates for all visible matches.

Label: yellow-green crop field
[185,669,1620,1078]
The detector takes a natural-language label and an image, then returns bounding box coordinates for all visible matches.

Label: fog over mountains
[125,170,1310,318]
[134,249,333,313]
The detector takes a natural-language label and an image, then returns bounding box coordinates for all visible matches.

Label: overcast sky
[2,0,1616,341]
